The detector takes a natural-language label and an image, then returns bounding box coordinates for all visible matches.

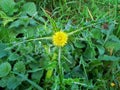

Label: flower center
[58,36,62,40]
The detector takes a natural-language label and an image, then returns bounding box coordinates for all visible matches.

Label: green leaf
[84,46,96,59]
[91,29,101,39]
[7,76,22,90]
[13,72,43,90]
[8,53,19,61]
[0,11,16,26]
[10,16,30,27]
[98,55,120,61]
[45,61,57,70]
[0,0,15,15]
[89,60,103,71]
[32,70,43,83]
[0,77,8,87]
[74,41,85,48]
[71,66,83,78]
[71,84,79,90]
[0,62,11,77]
[9,20,21,28]
[42,8,58,31]
[64,78,79,85]
[105,41,120,52]
[96,45,105,55]
[0,27,16,42]
[0,43,8,58]
[13,61,26,74]
[22,2,37,16]
[38,17,46,23]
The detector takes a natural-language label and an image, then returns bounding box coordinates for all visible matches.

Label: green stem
[58,47,61,70]
[68,27,83,36]
[68,22,98,36]
[58,47,64,89]
[68,19,111,36]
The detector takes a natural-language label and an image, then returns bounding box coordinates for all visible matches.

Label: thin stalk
[68,22,100,36]
[87,7,94,20]
[58,47,61,70]
[68,27,83,36]
[58,47,64,89]
[114,0,118,18]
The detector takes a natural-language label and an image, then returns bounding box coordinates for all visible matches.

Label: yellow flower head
[110,82,115,87]
[53,31,68,47]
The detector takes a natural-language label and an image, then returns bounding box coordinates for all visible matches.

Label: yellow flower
[110,82,115,87]
[53,31,68,47]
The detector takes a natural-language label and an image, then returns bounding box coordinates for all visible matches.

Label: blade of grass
[87,7,94,20]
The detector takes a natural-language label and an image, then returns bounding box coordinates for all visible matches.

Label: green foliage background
[0,0,120,90]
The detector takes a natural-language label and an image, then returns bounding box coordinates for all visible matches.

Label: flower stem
[58,47,61,70]
[58,47,64,89]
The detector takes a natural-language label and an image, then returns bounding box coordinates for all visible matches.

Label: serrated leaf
[13,61,26,74]
[9,20,21,28]
[7,76,22,90]
[42,8,58,31]
[0,0,15,15]
[10,16,30,27]
[0,62,11,77]
[8,53,19,61]
[22,2,37,16]
[0,27,16,42]
[0,77,8,87]
[105,41,120,52]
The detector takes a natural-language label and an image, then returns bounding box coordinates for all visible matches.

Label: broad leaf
[0,62,11,77]
[105,41,120,52]
[0,0,15,15]
[91,29,102,39]
[32,70,43,83]
[8,53,19,61]
[7,76,22,90]
[96,45,105,55]
[74,40,85,48]
[13,61,26,74]
[98,55,120,61]
[22,2,37,16]
[0,43,8,58]
[0,77,8,87]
